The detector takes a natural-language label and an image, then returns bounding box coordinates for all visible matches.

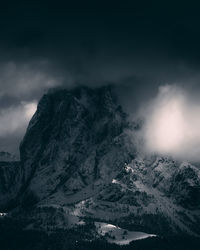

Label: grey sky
[1,1,200,154]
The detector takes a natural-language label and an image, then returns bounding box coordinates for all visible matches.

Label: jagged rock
[0,161,22,210]
[19,86,134,201]
[1,85,200,237]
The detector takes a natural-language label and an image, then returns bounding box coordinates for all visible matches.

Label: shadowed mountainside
[0,86,200,242]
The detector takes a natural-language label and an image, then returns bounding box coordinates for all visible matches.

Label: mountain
[0,152,18,162]
[0,152,21,210]
[19,86,134,203]
[0,86,200,246]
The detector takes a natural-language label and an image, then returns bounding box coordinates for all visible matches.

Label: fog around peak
[138,85,200,162]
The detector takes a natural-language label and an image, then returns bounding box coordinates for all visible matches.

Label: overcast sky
[1,1,200,155]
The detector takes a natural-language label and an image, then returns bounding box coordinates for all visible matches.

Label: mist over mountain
[1,2,200,249]
[0,85,200,249]
[2,1,200,157]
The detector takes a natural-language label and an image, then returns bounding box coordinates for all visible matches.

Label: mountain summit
[0,86,200,241]
[20,86,133,201]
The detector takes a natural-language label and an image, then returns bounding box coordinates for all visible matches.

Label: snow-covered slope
[1,85,200,240]
[95,222,156,245]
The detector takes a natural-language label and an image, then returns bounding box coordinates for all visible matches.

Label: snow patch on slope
[95,222,156,245]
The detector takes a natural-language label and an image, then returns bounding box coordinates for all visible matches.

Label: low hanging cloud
[0,59,65,154]
[0,101,37,137]
[140,85,200,162]
[0,61,65,99]
[0,101,37,154]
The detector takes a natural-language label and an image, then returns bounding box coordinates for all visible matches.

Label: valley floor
[0,217,199,250]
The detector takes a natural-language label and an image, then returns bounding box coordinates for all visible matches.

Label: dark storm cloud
[1,1,200,154]
[1,1,200,72]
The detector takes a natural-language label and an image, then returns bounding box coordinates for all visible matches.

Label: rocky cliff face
[19,86,135,202]
[0,153,21,210]
[1,86,200,238]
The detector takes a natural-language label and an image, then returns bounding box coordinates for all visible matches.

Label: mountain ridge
[0,85,200,241]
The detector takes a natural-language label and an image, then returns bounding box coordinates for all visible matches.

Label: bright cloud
[0,101,37,137]
[141,85,200,161]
